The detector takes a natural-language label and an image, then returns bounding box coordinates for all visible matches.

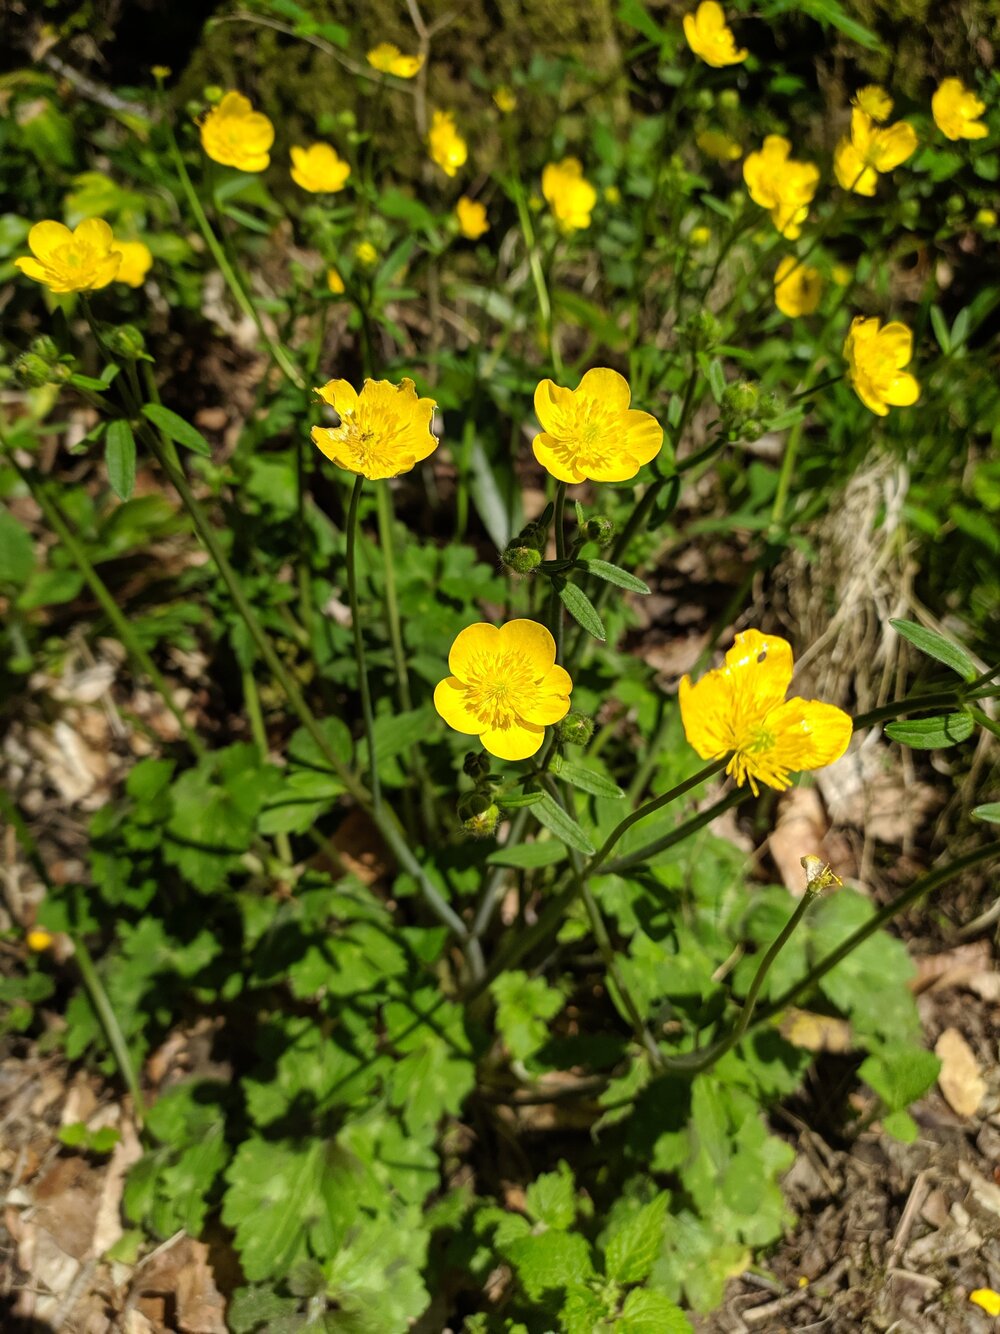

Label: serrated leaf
[494,972,566,1061]
[533,791,595,855]
[486,839,566,869]
[885,713,975,749]
[524,1160,576,1229]
[580,559,650,594]
[619,1288,693,1333]
[859,1043,941,1112]
[555,762,625,800]
[505,1229,595,1301]
[972,803,1000,825]
[890,618,977,682]
[604,1192,669,1283]
[141,403,212,456]
[105,419,136,501]
[559,581,606,641]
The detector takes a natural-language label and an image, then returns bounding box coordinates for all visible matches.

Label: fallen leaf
[769,787,829,895]
[911,941,992,994]
[780,1008,853,1053]
[935,1027,986,1118]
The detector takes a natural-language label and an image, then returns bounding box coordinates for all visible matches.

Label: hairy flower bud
[13,352,59,388]
[679,309,723,353]
[104,324,147,360]
[502,543,542,574]
[30,334,60,361]
[556,710,595,746]
[458,792,500,837]
[720,380,779,440]
[585,516,615,546]
[462,751,491,780]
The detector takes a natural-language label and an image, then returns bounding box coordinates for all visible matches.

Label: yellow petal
[885,372,920,407]
[531,432,585,484]
[27,220,71,262]
[315,378,359,418]
[517,688,571,726]
[480,718,545,761]
[433,677,485,735]
[763,697,853,774]
[310,426,353,471]
[679,670,737,760]
[621,409,664,466]
[218,91,253,117]
[533,378,574,434]
[879,321,913,367]
[724,629,793,710]
[576,367,632,412]
[14,257,50,283]
[74,217,115,250]
[498,619,556,677]
[449,622,501,677]
[970,1290,1000,1318]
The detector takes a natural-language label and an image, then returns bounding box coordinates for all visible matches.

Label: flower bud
[694,88,714,112]
[458,791,500,837]
[26,928,54,952]
[13,353,57,388]
[585,516,615,546]
[720,380,778,440]
[204,84,224,102]
[946,193,964,215]
[457,790,493,821]
[718,88,740,110]
[556,710,594,746]
[502,544,542,574]
[463,751,491,779]
[30,335,60,361]
[104,324,147,360]
[679,309,723,353]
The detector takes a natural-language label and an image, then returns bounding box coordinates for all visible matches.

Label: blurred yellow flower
[366,42,424,78]
[311,377,437,480]
[112,239,153,287]
[326,267,345,294]
[493,85,518,114]
[853,85,893,122]
[970,1290,1000,1318]
[15,218,121,293]
[541,157,597,232]
[434,620,572,761]
[831,263,854,286]
[199,91,274,172]
[290,143,351,193]
[680,629,852,795]
[151,65,172,81]
[26,928,54,952]
[774,255,822,316]
[354,241,378,266]
[690,225,712,247]
[533,367,663,484]
[975,207,998,228]
[697,127,742,162]
[428,110,468,177]
[455,196,489,239]
[834,108,917,195]
[604,184,622,204]
[683,1,747,67]
[844,316,920,416]
[932,78,988,141]
[743,136,820,239]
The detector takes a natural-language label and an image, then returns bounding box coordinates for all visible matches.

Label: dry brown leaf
[780,1008,853,1053]
[769,787,829,895]
[911,941,992,994]
[935,1027,986,1118]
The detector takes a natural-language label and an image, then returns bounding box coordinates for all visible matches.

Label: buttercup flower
[367,42,423,78]
[311,377,437,480]
[683,1,747,67]
[853,85,893,121]
[327,267,345,294]
[932,78,988,141]
[434,620,573,761]
[493,86,518,114]
[541,158,597,232]
[697,128,742,162]
[455,196,489,239]
[831,263,854,286]
[604,184,622,205]
[15,218,121,293]
[689,225,712,247]
[26,929,54,952]
[290,143,351,193]
[679,629,852,795]
[774,255,822,317]
[428,110,467,177]
[112,240,153,287]
[354,241,378,267]
[976,207,998,228]
[843,316,920,416]
[970,1291,1000,1319]
[743,136,820,239]
[532,368,663,484]
[199,92,274,172]
[834,108,917,195]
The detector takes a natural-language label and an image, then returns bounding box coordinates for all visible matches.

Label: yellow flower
[683,1,747,68]
[679,629,852,795]
[774,255,822,317]
[831,263,854,286]
[290,143,351,193]
[975,207,998,228]
[932,77,988,141]
[366,42,424,79]
[434,620,572,761]
[532,367,664,485]
[151,65,172,81]
[834,108,918,195]
[604,184,622,204]
[689,225,712,247]
[970,1290,1000,1318]
[428,110,468,177]
[493,86,517,114]
[853,85,893,122]
[843,316,920,416]
[455,196,489,239]
[311,377,437,480]
[743,136,820,239]
[26,928,54,952]
[199,91,274,172]
[354,240,378,267]
[15,218,121,293]
[696,127,742,162]
[112,239,153,287]
[541,157,597,232]
[326,267,345,294]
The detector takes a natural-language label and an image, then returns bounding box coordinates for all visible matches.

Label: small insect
[800,854,843,895]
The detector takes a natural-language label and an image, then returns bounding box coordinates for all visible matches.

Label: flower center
[460,650,538,730]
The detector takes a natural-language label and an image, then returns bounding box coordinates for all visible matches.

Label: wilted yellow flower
[112,239,153,287]
[354,240,378,267]
[743,136,820,239]
[844,316,920,416]
[311,377,437,480]
[689,225,712,247]
[683,1,747,67]
[15,218,121,293]
[932,78,988,141]
[533,368,663,485]
[493,85,517,114]
[697,127,742,162]
[831,263,854,286]
[975,207,998,228]
[199,91,274,172]
[834,108,918,195]
[428,110,468,177]
[970,1290,1000,1318]
[290,143,351,193]
[774,255,822,317]
[853,85,893,122]
[26,928,54,952]
[455,196,489,239]
[679,629,852,795]
[434,620,572,761]
[366,42,423,78]
[326,267,345,294]
[541,157,597,232]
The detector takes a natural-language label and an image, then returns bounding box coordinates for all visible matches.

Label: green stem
[770,416,805,527]
[347,476,382,813]
[602,787,742,876]
[595,757,729,873]
[852,688,966,730]
[548,481,568,660]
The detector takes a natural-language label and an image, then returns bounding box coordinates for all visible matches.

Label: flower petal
[879,321,913,367]
[14,257,49,283]
[678,670,737,760]
[576,367,631,412]
[480,717,545,761]
[27,221,71,262]
[74,217,115,250]
[621,409,664,465]
[885,372,920,407]
[533,378,574,434]
[498,619,556,677]
[724,629,794,712]
[315,379,359,418]
[531,432,585,484]
[517,690,570,726]
[433,677,486,736]
[448,622,501,678]
[762,697,853,774]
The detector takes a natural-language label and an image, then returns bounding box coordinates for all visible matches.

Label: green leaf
[604,1192,669,1283]
[105,419,136,501]
[533,792,596,855]
[579,559,650,594]
[559,581,606,641]
[0,508,35,586]
[493,972,565,1062]
[487,839,566,869]
[791,0,882,49]
[885,713,975,749]
[525,1160,576,1230]
[619,1288,693,1333]
[553,761,625,800]
[972,803,1000,825]
[505,1230,595,1301]
[929,305,951,354]
[889,618,977,682]
[859,1043,941,1113]
[141,403,212,457]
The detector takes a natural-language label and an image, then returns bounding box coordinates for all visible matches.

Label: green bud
[585,516,615,546]
[694,88,714,112]
[463,751,491,780]
[338,109,357,128]
[458,792,500,838]
[502,544,542,574]
[30,335,60,361]
[945,193,964,215]
[104,324,147,360]
[203,84,224,102]
[680,310,723,353]
[457,790,493,822]
[13,352,55,388]
[718,88,740,110]
[556,710,595,747]
[899,198,920,227]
